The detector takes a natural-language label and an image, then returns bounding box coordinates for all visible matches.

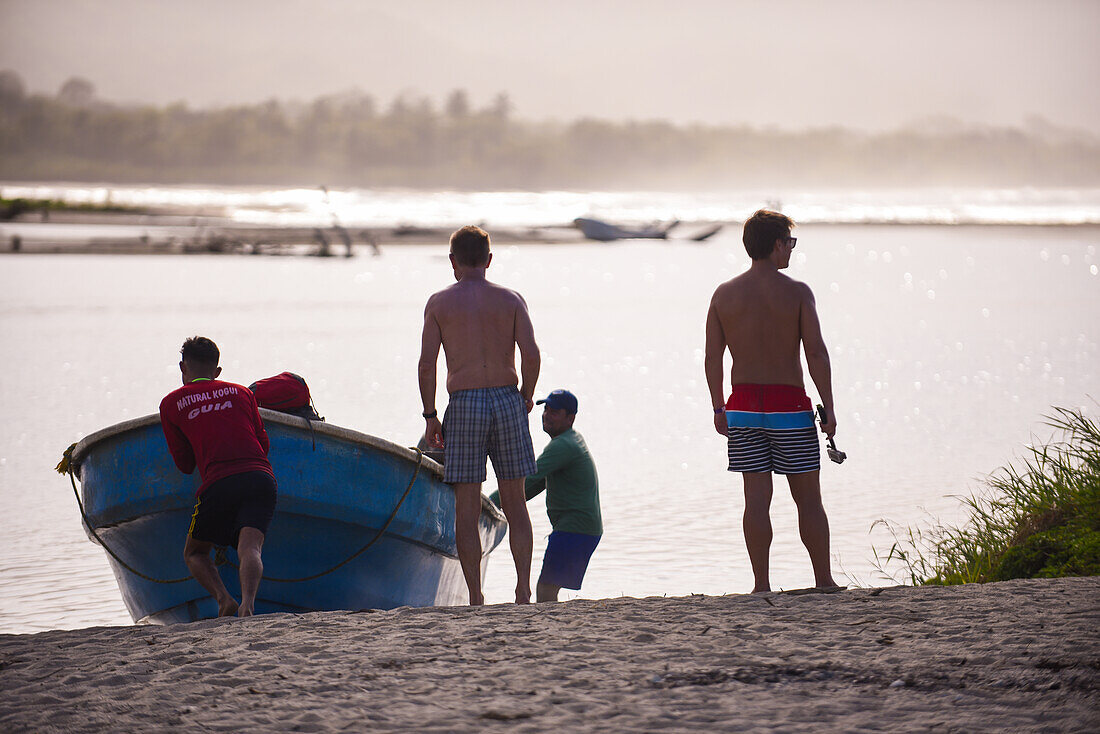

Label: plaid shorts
[442,386,537,484]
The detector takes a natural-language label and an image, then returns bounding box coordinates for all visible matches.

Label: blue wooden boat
[63,410,508,624]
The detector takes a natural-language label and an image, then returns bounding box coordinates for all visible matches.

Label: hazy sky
[2,0,1098,132]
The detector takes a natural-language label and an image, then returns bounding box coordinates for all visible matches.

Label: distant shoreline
[3,207,1098,257]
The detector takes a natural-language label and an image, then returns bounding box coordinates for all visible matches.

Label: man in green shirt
[491,389,602,602]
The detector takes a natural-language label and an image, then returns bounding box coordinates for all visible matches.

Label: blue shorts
[539,531,601,590]
[442,386,537,484]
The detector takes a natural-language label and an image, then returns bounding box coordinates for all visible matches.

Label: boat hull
[71,410,508,624]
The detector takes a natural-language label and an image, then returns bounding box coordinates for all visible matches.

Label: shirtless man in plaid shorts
[418,225,540,605]
[704,210,840,593]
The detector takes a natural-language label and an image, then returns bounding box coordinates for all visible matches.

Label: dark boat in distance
[573,217,680,241]
[573,217,722,242]
[63,410,507,624]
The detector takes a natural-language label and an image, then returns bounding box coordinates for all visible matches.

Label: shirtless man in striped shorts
[419,225,540,605]
[704,209,840,593]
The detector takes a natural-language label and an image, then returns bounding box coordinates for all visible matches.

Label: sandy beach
[1,577,1096,732]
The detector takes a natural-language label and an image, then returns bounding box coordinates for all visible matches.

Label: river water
[1,222,1097,633]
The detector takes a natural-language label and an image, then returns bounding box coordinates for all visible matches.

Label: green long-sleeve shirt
[490,428,602,536]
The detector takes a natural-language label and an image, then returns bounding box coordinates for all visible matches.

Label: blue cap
[536,389,578,413]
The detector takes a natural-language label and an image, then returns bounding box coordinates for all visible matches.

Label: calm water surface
[1,224,1097,633]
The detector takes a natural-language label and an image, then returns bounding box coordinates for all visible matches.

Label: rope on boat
[58,443,193,584]
[58,442,425,586]
[251,447,424,583]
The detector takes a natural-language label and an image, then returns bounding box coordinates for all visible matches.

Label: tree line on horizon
[2,70,1099,190]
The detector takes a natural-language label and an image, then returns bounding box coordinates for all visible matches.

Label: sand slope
[1,577,1097,732]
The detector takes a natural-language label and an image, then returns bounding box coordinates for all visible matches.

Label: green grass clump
[873,406,1100,585]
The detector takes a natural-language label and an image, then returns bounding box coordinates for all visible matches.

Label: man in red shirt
[159,336,277,617]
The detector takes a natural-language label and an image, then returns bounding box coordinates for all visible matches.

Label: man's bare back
[708,268,817,388]
[424,279,534,393]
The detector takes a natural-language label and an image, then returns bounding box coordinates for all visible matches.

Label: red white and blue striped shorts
[443,386,537,484]
[726,384,820,475]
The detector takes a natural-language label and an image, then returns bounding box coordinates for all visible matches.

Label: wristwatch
[422,410,437,419]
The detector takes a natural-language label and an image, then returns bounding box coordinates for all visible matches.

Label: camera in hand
[815,404,847,465]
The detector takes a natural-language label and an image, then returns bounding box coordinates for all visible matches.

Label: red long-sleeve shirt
[159,379,274,496]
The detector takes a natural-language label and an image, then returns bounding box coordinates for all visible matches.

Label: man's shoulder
[711,271,755,297]
[755,271,814,297]
[428,279,474,299]
[424,286,452,308]
[782,274,815,298]
[550,429,587,453]
[712,273,743,292]
[430,278,519,296]
[455,276,524,299]
[486,280,527,305]
[160,384,189,410]
[434,280,526,308]
[189,379,250,396]
[160,381,251,407]
[212,379,250,392]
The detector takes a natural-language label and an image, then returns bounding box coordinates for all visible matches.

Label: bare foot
[751,587,771,594]
[815,584,846,593]
[217,597,239,617]
[237,605,254,618]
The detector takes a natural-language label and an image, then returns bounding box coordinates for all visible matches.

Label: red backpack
[249,372,323,421]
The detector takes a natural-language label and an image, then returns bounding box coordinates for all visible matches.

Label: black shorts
[188,471,277,548]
